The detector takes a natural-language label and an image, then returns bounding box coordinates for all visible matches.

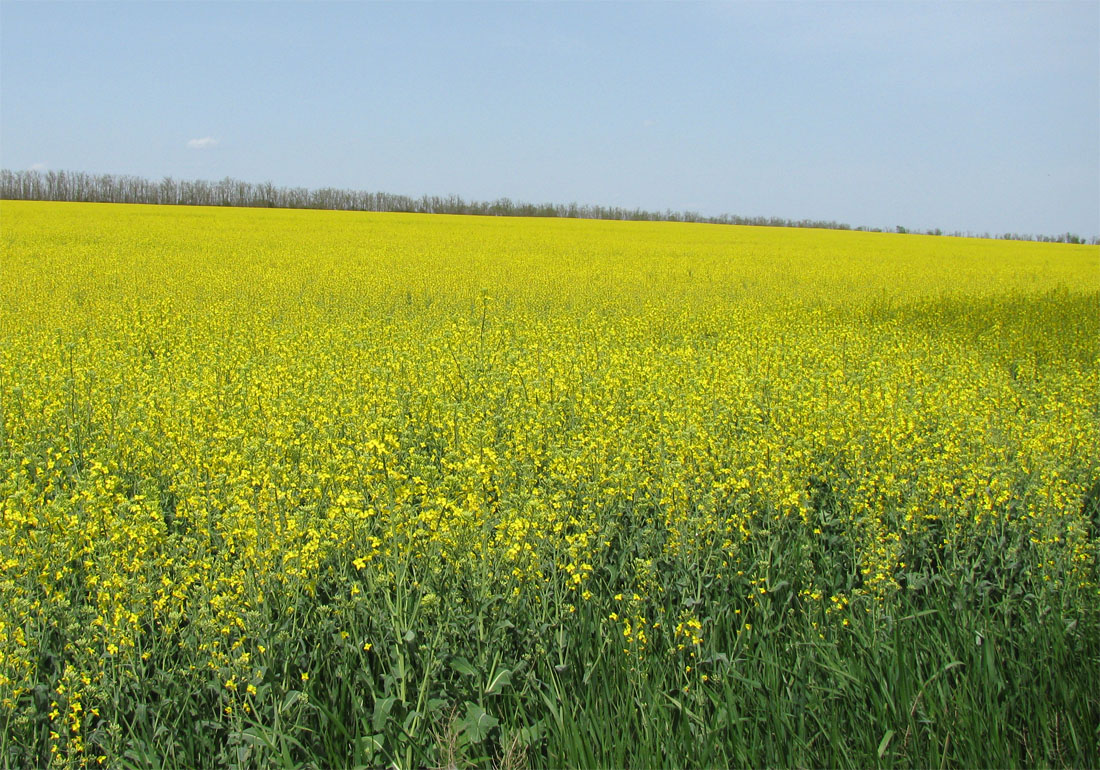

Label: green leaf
[485,668,512,696]
[516,720,546,746]
[459,702,499,744]
[238,728,265,747]
[281,690,302,712]
[878,729,895,758]
[450,656,478,677]
[372,696,396,733]
[352,734,384,767]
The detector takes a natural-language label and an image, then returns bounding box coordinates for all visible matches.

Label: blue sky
[2,1,1097,236]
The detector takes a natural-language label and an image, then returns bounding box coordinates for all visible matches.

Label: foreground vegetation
[1,201,1098,768]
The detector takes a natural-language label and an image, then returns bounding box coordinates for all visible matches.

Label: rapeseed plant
[1,201,1097,767]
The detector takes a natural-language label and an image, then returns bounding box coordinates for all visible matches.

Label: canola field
[1,200,1098,768]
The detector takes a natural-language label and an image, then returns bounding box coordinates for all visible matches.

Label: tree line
[2,168,1094,244]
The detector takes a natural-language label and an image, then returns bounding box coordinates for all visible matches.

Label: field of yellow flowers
[1,200,1098,768]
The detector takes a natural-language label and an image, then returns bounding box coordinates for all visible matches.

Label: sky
[1,1,1097,236]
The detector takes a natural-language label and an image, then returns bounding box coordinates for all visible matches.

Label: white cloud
[643,119,657,128]
[29,162,47,171]
[186,136,219,150]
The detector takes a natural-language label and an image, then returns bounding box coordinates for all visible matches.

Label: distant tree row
[0,168,853,227]
[2,168,1095,244]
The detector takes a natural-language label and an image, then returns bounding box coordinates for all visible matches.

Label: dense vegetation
[2,201,1098,768]
[3,168,1094,243]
